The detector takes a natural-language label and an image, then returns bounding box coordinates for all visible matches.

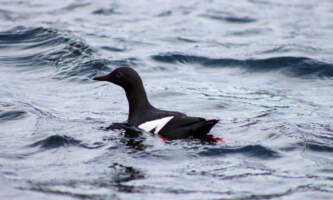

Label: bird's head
[93,67,141,89]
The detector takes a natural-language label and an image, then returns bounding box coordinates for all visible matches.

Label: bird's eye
[116,72,124,79]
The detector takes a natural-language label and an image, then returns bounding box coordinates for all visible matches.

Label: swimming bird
[93,67,219,140]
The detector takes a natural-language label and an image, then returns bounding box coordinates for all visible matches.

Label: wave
[0,26,137,80]
[304,142,333,153]
[201,9,256,24]
[151,53,333,78]
[0,110,26,122]
[29,135,81,149]
[198,145,280,159]
[109,163,145,184]
[201,14,256,23]
[92,8,118,15]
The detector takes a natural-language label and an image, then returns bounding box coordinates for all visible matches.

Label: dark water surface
[1,0,333,199]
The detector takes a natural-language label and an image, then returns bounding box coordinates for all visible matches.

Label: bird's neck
[124,83,153,125]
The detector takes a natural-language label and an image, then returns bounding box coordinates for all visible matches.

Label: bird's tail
[195,119,219,136]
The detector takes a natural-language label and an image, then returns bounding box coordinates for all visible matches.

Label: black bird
[93,67,219,140]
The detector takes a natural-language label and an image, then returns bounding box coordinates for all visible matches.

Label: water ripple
[201,9,257,24]
[152,53,333,78]
[305,142,333,153]
[29,135,81,149]
[199,145,280,159]
[0,110,26,122]
[0,26,112,80]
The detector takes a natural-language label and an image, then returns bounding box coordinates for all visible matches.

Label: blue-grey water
[1,0,333,199]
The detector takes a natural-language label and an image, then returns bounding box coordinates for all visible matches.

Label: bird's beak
[93,75,108,81]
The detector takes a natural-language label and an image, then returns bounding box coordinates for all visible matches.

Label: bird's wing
[158,115,218,139]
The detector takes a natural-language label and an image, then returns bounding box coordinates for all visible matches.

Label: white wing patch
[138,116,174,134]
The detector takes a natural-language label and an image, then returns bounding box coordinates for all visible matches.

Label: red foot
[207,135,227,143]
[212,137,227,143]
[161,137,171,141]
